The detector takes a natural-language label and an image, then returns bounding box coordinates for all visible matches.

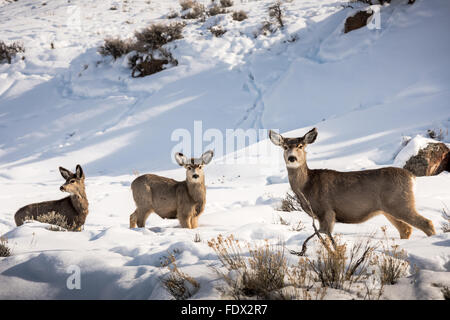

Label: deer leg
[178,216,192,229]
[398,209,436,237]
[190,215,199,229]
[318,210,336,234]
[130,210,138,228]
[382,212,412,239]
[136,209,152,228]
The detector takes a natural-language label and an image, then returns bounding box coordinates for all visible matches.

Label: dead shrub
[161,253,200,300]
[308,235,375,290]
[427,128,448,141]
[208,234,327,300]
[0,237,11,257]
[26,211,76,231]
[232,10,248,21]
[374,227,409,285]
[208,235,287,299]
[134,23,185,51]
[99,38,134,60]
[129,49,177,78]
[278,193,302,212]
[0,41,24,64]
[167,11,179,19]
[209,25,227,37]
[442,286,450,300]
[208,5,226,16]
[179,0,205,19]
[220,0,233,8]
[269,1,284,28]
[442,206,450,233]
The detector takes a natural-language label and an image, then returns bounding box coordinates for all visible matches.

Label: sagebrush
[161,253,200,300]
[0,237,11,257]
[0,41,24,64]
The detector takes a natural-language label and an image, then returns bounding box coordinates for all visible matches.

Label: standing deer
[269,128,436,239]
[14,165,89,231]
[130,150,214,229]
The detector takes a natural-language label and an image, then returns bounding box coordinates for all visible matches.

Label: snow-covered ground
[0,0,449,299]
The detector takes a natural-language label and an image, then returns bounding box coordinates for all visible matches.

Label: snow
[0,0,449,299]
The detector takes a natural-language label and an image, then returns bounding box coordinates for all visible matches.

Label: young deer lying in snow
[269,128,436,239]
[14,165,89,231]
[130,150,214,229]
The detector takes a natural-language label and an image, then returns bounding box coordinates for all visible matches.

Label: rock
[403,143,450,176]
[344,10,373,34]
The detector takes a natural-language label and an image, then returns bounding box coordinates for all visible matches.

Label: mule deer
[14,165,89,231]
[269,128,436,239]
[130,150,214,229]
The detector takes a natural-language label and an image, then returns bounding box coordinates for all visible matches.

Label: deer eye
[283,145,288,150]
[187,166,192,170]
[70,179,76,184]
[298,145,303,149]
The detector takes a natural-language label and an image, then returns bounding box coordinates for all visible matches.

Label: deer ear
[304,128,318,144]
[76,165,84,179]
[59,167,73,180]
[201,150,214,165]
[175,152,187,166]
[269,130,284,147]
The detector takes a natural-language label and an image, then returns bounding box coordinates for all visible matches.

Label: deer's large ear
[59,167,73,180]
[304,128,318,144]
[175,152,187,166]
[76,164,84,179]
[201,150,214,165]
[269,130,284,147]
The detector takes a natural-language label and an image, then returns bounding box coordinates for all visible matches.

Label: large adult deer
[269,128,436,239]
[14,165,89,231]
[129,150,214,229]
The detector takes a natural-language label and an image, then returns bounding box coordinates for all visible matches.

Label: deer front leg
[190,215,199,229]
[177,207,195,229]
[318,210,336,235]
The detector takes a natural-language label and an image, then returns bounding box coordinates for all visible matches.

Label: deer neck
[287,162,310,193]
[187,178,206,205]
[70,188,89,218]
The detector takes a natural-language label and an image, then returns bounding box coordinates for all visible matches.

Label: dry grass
[194,233,201,243]
[232,10,248,22]
[427,128,448,141]
[99,38,134,60]
[308,235,375,290]
[0,40,24,64]
[26,211,76,231]
[161,253,200,300]
[128,48,178,78]
[442,286,450,300]
[208,5,226,16]
[209,25,227,37]
[179,0,205,19]
[0,237,11,257]
[208,235,326,300]
[441,205,450,233]
[269,1,284,28]
[220,0,233,8]
[374,227,410,285]
[278,193,302,212]
[134,23,185,51]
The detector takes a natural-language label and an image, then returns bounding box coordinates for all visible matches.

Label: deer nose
[60,186,65,191]
[288,156,297,163]
[192,174,199,179]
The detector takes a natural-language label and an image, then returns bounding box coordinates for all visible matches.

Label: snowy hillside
[0,0,449,299]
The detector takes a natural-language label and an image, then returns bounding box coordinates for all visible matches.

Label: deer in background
[269,128,436,239]
[14,165,89,231]
[130,150,214,229]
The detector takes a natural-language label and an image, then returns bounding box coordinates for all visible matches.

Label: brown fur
[269,128,436,239]
[14,165,89,231]
[129,151,213,229]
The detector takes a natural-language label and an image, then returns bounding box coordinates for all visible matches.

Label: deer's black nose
[60,186,65,191]
[288,156,297,163]
[192,174,199,179]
